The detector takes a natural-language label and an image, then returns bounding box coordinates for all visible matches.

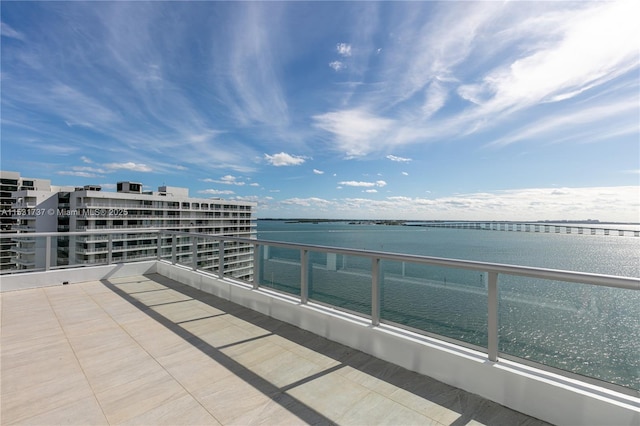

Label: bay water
[257,220,640,390]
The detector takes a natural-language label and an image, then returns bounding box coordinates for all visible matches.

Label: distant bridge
[408,222,640,237]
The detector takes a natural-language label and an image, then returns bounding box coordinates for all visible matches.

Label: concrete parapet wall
[155,260,640,426]
[0,261,157,292]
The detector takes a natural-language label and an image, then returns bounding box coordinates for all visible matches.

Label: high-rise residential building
[5,172,256,280]
[1,171,55,270]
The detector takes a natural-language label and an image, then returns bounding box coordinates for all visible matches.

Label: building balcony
[11,236,35,243]
[1,231,638,426]
[1,267,550,426]
[76,225,158,231]
[10,202,36,209]
[9,246,36,255]
[11,225,35,231]
[11,256,35,267]
[0,256,15,266]
[75,233,159,243]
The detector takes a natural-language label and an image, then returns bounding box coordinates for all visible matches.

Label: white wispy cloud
[216,3,289,128]
[313,169,324,175]
[202,175,247,186]
[218,175,237,184]
[328,43,353,73]
[386,155,412,162]
[80,156,93,164]
[336,43,352,57]
[1,3,262,175]
[104,162,152,172]
[49,84,121,128]
[338,180,387,188]
[264,152,306,166]
[329,61,345,72]
[372,1,501,109]
[282,197,333,207]
[313,109,395,157]
[34,144,79,155]
[421,80,448,118]
[53,162,107,179]
[261,186,639,222]
[198,189,235,195]
[486,95,639,147]
[68,166,108,174]
[315,1,639,155]
[57,171,102,178]
[0,22,25,40]
[457,0,640,127]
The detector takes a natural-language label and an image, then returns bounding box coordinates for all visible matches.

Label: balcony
[10,202,36,209]
[1,271,551,425]
[11,224,35,231]
[1,231,639,425]
[11,256,35,267]
[9,246,35,255]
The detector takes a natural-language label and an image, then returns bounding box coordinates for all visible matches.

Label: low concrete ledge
[156,261,640,426]
[0,261,157,292]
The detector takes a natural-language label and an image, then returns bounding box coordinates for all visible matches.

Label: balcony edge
[155,261,640,426]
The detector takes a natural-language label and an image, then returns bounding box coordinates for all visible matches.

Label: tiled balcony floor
[1,273,550,425]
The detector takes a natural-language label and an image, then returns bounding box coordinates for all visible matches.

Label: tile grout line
[83,279,225,425]
[103,276,341,425]
[365,382,449,424]
[105,275,464,425]
[36,285,111,425]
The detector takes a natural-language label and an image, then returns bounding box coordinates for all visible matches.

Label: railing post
[371,257,381,326]
[45,236,51,271]
[171,235,177,264]
[192,236,198,271]
[218,239,225,279]
[107,234,113,265]
[252,243,261,289]
[300,249,309,303]
[487,271,499,362]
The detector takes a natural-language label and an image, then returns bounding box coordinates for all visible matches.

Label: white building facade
[7,175,256,280]
[1,171,55,271]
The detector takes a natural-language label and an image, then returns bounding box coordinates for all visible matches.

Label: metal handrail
[3,231,638,290]
[222,235,639,291]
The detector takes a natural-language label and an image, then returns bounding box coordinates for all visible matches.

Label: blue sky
[1,1,639,221]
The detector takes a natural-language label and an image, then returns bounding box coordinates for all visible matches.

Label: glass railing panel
[308,252,372,317]
[380,261,488,348]
[498,276,640,390]
[258,245,301,296]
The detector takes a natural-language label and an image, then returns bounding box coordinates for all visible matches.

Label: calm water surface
[257,220,639,276]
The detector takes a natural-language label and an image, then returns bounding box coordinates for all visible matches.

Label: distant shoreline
[259,218,640,226]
